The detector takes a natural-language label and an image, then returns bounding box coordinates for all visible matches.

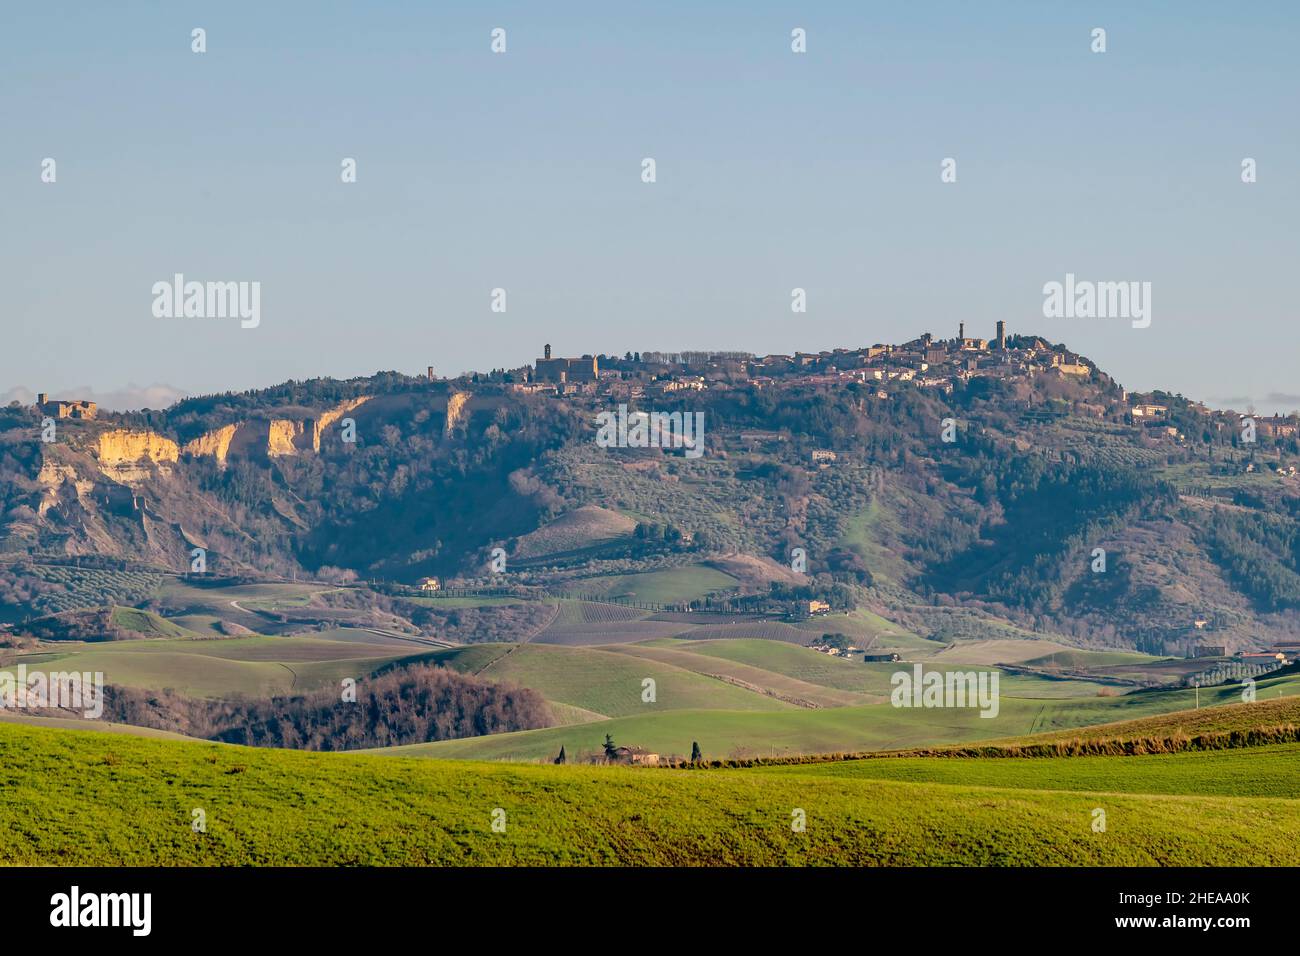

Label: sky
[2,1,1298,411]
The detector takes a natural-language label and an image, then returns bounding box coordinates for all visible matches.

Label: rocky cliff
[181,396,374,463]
[95,429,180,484]
[181,423,239,463]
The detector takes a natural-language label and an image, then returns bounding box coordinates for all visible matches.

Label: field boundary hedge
[662,723,1300,770]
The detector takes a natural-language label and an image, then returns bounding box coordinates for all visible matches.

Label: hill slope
[3,720,1299,866]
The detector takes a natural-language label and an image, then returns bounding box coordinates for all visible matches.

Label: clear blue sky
[3,1,1297,411]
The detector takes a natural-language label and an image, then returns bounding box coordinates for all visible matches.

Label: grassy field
[3,719,1298,865]
[511,504,636,558]
[2,633,440,698]
[0,713,195,740]
[428,643,794,718]
[619,638,1105,699]
[681,638,887,692]
[1021,648,1167,669]
[756,743,1300,798]
[381,669,1300,762]
[603,643,876,707]
[794,607,935,653]
[110,606,201,639]
[838,498,908,583]
[989,691,1300,747]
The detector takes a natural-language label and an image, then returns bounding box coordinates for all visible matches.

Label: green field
[1022,648,1166,669]
[794,607,937,653]
[604,643,875,707]
[838,498,908,583]
[3,718,1298,865]
[429,643,795,718]
[110,606,201,639]
[2,633,441,698]
[381,669,1300,762]
[753,743,1300,799]
[667,638,889,694]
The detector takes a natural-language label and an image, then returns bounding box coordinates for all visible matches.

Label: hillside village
[497,323,1300,461]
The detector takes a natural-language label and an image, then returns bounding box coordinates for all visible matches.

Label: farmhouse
[597,746,660,766]
[1237,651,1286,665]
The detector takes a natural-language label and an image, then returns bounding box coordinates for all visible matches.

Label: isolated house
[598,746,659,766]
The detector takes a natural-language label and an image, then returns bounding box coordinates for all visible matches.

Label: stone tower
[959,322,965,341]
[996,321,1006,350]
[544,344,552,360]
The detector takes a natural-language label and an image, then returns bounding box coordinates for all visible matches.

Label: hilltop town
[484,324,1297,456]
[512,322,1085,396]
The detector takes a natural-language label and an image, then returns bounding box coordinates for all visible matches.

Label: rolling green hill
[109,606,202,639]
[2,633,443,698]
[758,744,1300,799]
[2,720,1298,866]
[428,642,794,718]
[380,669,1300,762]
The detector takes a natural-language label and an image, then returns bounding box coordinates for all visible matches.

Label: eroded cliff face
[445,392,471,436]
[36,460,94,516]
[28,450,134,557]
[6,386,528,578]
[182,423,239,463]
[267,419,307,457]
[311,396,370,451]
[181,396,374,462]
[95,429,180,483]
